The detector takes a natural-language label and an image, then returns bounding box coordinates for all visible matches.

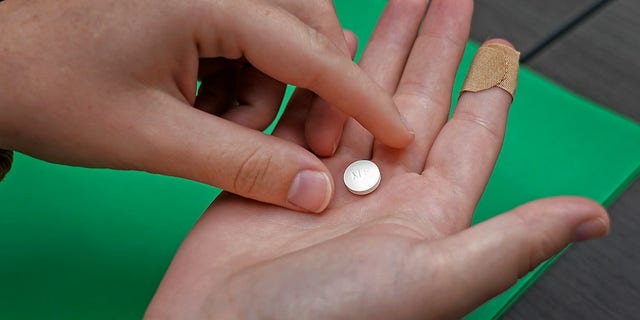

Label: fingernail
[287,170,332,213]
[331,141,339,156]
[573,218,609,242]
[400,113,412,132]
[401,114,416,142]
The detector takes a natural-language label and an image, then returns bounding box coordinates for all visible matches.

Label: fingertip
[381,117,415,149]
[287,169,334,213]
[538,196,608,222]
[392,131,416,149]
[363,95,415,149]
[574,216,610,242]
[342,30,358,59]
[460,38,520,102]
[555,196,610,241]
[305,98,347,157]
[275,141,335,213]
[306,130,341,157]
[514,196,610,242]
[399,113,417,146]
[482,38,515,49]
[307,132,341,157]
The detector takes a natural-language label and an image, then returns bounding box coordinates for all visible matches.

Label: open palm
[146,1,609,319]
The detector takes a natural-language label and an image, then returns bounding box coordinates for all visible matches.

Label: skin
[146,1,610,319]
[0,0,413,213]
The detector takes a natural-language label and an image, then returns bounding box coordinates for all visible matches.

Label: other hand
[0,0,412,212]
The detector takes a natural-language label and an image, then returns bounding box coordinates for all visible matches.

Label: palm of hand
[146,1,608,319]
[154,161,477,319]
[184,169,467,319]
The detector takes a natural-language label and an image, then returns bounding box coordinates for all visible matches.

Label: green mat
[2,1,640,318]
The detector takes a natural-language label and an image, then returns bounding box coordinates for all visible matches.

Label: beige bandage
[0,149,12,182]
[461,43,520,98]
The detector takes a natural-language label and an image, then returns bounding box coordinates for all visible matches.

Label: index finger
[198,4,414,149]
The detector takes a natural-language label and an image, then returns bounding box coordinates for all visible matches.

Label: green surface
[2,1,640,318]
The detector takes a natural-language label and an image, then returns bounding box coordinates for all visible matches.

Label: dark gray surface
[506,180,640,320]
[471,0,640,319]
[470,0,598,53]
[528,0,640,121]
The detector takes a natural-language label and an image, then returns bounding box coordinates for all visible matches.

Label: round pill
[343,160,381,195]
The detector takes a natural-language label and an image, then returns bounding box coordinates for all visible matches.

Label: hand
[0,0,412,213]
[145,1,610,319]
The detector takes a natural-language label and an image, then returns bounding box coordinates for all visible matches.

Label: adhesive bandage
[461,43,520,98]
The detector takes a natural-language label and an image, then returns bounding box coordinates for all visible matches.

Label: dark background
[471,0,640,318]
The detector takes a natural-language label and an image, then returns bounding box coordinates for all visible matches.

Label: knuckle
[298,29,340,89]
[511,213,555,278]
[306,26,336,55]
[388,0,428,16]
[396,80,451,111]
[233,147,274,196]
[310,0,332,10]
[305,0,335,18]
[523,227,557,277]
[452,109,503,142]
[419,28,466,48]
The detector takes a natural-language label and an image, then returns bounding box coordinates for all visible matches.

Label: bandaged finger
[461,43,520,98]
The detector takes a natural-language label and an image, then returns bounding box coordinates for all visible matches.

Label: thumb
[417,197,609,319]
[125,97,334,213]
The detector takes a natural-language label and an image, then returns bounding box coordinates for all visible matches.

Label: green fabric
[1,1,640,318]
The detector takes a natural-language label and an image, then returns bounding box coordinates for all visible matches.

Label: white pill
[343,160,381,195]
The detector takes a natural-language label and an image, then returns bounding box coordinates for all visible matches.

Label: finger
[273,30,359,148]
[303,96,347,157]
[197,3,414,149]
[304,29,358,157]
[272,89,314,148]
[125,94,334,213]
[223,65,286,130]
[413,197,609,319]
[336,0,428,159]
[423,39,517,221]
[373,0,473,174]
[294,1,353,157]
[271,0,350,55]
